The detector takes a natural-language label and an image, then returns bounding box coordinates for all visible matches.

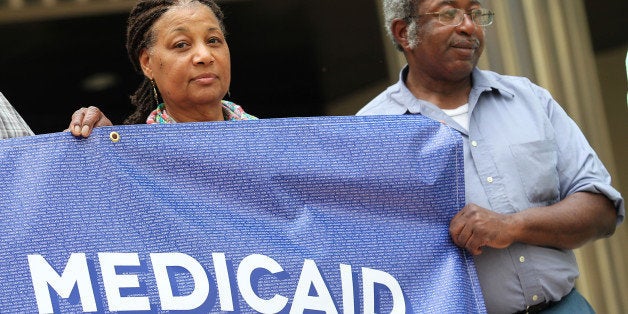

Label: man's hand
[449,203,518,255]
[66,106,113,138]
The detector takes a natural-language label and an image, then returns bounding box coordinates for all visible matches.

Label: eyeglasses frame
[413,8,495,27]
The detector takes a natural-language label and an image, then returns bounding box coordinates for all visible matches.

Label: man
[0,92,34,139]
[357,0,624,313]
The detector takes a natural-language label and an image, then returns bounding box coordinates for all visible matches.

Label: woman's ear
[139,48,153,79]
[391,19,411,50]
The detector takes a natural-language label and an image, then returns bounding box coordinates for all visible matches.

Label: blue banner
[0,115,485,313]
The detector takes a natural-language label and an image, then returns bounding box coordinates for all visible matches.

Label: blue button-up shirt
[357,66,625,313]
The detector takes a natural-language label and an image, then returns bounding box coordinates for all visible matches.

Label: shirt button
[532,295,539,302]
[471,140,478,147]
[487,177,494,183]
[519,256,525,263]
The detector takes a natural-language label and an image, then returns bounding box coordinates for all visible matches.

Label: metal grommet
[109,131,120,143]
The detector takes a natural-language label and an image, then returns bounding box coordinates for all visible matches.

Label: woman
[68,0,256,137]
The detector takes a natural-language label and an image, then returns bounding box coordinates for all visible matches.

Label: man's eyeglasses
[414,8,494,27]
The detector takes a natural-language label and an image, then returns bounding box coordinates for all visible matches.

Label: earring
[150,79,159,106]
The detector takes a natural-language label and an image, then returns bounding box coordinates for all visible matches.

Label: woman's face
[140,2,230,121]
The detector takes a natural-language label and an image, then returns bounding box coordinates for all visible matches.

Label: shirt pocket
[509,140,560,205]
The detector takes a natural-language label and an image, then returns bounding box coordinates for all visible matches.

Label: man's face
[409,0,486,81]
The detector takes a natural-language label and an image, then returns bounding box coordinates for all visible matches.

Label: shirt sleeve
[0,92,34,139]
[534,84,625,223]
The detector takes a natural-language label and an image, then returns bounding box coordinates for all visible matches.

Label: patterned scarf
[146,100,257,124]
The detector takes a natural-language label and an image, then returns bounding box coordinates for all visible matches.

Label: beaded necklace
[146,101,257,124]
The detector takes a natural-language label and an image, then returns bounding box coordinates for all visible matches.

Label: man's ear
[139,48,153,79]
[391,19,411,50]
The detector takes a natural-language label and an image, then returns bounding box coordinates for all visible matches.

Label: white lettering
[362,267,405,313]
[150,253,210,310]
[290,259,338,314]
[212,252,234,311]
[98,252,149,311]
[237,254,288,313]
[26,252,405,313]
[340,263,354,314]
[28,253,97,313]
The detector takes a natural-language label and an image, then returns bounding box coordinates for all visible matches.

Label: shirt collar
[470,67,515,98]
[390,65,515,115]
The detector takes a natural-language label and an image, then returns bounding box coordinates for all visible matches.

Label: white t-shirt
[442,103,469,131]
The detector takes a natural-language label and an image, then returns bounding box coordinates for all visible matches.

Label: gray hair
[383,0,421,50]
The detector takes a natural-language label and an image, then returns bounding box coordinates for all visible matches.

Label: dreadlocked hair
[124,0,226,124]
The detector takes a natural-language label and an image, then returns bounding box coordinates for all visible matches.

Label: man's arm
[449,192,617,255]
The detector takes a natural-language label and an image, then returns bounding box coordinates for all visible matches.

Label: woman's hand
[66,106,113,138]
